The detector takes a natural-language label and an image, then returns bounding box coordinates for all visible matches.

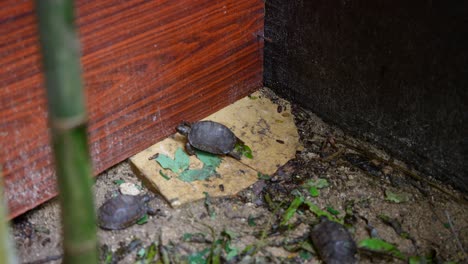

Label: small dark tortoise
[176,120,242,160]
[98,195,156,230]
[310,218,357,264]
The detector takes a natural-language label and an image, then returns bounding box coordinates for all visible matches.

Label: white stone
[119,182,141,196]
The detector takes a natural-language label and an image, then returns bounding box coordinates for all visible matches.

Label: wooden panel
[0,0,264,218]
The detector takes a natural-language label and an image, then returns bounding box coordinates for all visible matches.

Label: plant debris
[358,238,405,260]
[155,148,190,174]
[385,189,411,203]
[155,148,222,183]
[234,142,254,159]
[303,178,329,197]
[14,88,468,264]
[100,239,143,264]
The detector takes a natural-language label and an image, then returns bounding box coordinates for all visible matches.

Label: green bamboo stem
[36,1,98,263]
[0,170,18,264]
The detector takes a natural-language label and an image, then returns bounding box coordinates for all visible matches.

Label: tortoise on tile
[176,120,242,160]
[98,194,155,230]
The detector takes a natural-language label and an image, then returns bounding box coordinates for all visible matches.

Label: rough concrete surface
[11,88,468,263]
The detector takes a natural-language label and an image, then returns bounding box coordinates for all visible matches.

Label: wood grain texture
[0,0,264,218]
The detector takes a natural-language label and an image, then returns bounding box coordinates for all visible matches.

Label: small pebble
[306,152,319,159]
[119,182,141,196]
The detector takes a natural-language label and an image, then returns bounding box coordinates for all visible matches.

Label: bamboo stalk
[0,170,18,264]
[36,1,98,263]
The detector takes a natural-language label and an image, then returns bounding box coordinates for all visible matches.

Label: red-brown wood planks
[0,0,264,218]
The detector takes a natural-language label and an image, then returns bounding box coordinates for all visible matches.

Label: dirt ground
[12,88,468,263]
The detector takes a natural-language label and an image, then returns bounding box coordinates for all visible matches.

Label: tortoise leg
[185,142,196,156]
[228,151,242,160]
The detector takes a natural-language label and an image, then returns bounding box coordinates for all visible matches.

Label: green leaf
[443,223,450,229]
[102,246,113,264]
[304,178,329,190]
[155,148,190,173]
[241,145,253,159]
[113,179,125,185]
[210,242,222,264]
[136,248,146,258]
[358,238,405,260]
[182,233,192,241]
[300,241,314,252]
[187,248,210,264]
[169,150,222,182]
[315,179,329,188]
[241,244,256,256]
[234,143,254,159]
[174,148,190,171]
[409,256,427,264]
[226,248,238,261]
[309,186,320,197]
[304,200,342,224]
[291,189,303,197]
[302,178,329,197]
[264,193,276,209]
[280,196,304,226]
[345,200,355,215]
[221,230,237,240]
[222,233,238,261]
[145,243,158,262]
[248,95,258,100]
[195,150,222,168]
[326,206,340,216]
[136,214,148,225]
[159,170,171,180]
[299,250,313,260]
[247,215,256,226]
[257,172,270,180]
[179,167,215,182]
[155,154,178,172]
[385,190,410,203]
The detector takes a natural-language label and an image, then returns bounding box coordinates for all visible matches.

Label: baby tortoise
[176,120,242,160]
[310,217,357,264]
[98,194,156,230]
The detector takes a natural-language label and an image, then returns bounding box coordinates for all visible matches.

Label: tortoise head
[176,121,191,136]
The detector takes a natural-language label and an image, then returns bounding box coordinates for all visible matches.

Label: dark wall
[265,0,468,192]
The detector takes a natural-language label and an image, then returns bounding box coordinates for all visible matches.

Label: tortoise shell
[310,218,357,264]
[187,121,237,154]
[98,195,149,230]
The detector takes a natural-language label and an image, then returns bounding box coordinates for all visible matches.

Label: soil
[12,88,468,263]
